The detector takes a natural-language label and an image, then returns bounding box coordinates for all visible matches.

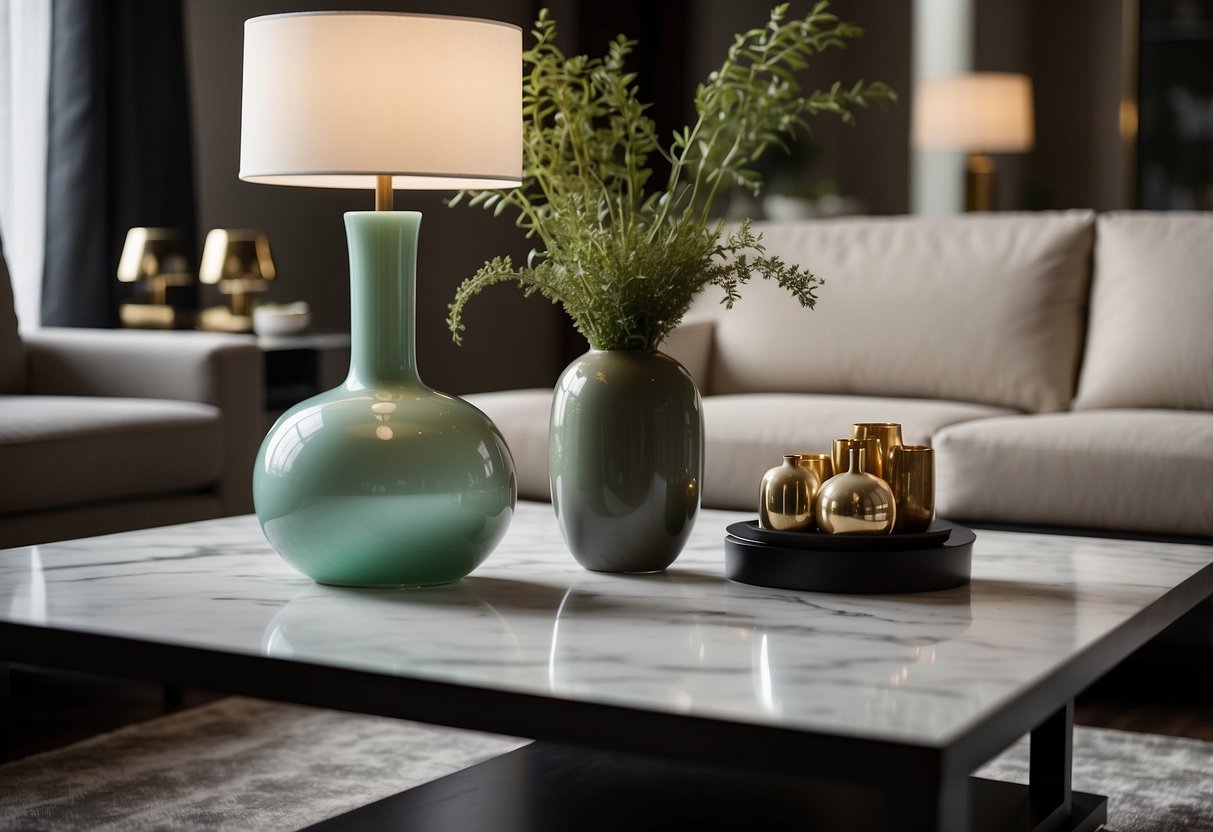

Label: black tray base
[305,741,1106,832]
[725,522,975,594]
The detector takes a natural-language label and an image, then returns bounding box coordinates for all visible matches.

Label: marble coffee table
[1,502,1210,831]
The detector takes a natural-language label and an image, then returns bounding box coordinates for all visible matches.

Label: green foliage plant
[448,2,895,352]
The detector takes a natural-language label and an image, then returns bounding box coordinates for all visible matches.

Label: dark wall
[974,0,1129,210]
[689,0,913,215]
[185,0,568,395]
[185,1,1132,394]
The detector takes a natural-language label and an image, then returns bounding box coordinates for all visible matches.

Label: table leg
[1029,700,1073,831]
[890,768,970,832]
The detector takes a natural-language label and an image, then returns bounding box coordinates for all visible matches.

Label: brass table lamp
[116,227,194,329]
[912,73,1034,211]
[198,229,276,332]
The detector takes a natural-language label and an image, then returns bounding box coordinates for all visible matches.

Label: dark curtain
[42,0,197,327]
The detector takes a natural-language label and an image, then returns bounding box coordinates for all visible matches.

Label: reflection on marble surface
[1,502,1210,747]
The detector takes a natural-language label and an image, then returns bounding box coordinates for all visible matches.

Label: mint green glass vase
[549,349,703,573]
[253,212,516,587]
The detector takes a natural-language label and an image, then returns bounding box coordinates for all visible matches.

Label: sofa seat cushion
[0,396,225,514]
[934,410,1213,538]
[701,394,1017,510]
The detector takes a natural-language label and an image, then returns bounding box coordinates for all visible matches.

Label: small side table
[258,332,351,429]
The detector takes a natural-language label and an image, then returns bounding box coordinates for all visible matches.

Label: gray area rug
[976,727,1213,832]
[0,696,1209,831]
[0,697,525,831]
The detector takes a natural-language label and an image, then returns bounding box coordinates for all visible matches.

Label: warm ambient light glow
[912,72,1034,152]
[239,11,522,190]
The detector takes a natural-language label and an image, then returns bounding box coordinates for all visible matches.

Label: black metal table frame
[2,566,1209,831]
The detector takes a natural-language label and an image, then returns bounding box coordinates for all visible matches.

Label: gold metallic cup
[797,453,833,487]
[759,454,818,531]
[888,444,935,533]
[831,437,881,480]
[816,446,895,535]
[851,422,903,480]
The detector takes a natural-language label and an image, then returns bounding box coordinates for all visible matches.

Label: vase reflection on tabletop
[816,446,895,535]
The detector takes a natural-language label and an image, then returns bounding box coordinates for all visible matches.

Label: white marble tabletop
[1,502,1210,749]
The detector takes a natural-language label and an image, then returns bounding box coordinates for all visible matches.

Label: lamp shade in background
[240,11,522,588]
[912,73,1034,153]
[240,11,521,190]
[912,73,1034,212]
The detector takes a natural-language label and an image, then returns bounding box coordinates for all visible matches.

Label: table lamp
[116,227,194,329]
[240,11,521,587]
[912,73,1034,211]
[198,228,276,332]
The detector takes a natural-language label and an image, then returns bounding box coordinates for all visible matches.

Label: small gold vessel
[797,453,833,486]
[831,437,881,480]
[888,444,935,533]
[759,454,818,531]
[851,422,903,480]
[816,446,896,535]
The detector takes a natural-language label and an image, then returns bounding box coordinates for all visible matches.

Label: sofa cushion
[0,396,225,514]
[0,240,25,393]
[934,410,1213,538]
[1073,212,1213,412]
[700,394,1017,510]
[690,212,1095,413]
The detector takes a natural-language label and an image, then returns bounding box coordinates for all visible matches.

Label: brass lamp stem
[964,152,996,212]
[375,175,394,211]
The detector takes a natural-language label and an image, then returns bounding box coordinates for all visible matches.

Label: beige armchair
[0,251,263,549]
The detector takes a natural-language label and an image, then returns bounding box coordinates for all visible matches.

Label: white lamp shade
[240,12,522,190]
[912,73,1034,153]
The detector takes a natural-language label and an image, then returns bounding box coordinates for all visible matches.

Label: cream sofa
[468,211,1213,540]
[0,249,264,549]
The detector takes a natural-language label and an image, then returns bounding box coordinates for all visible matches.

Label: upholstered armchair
[0,252,263,549]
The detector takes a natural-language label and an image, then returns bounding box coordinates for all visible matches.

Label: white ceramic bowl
[253,302,311,336]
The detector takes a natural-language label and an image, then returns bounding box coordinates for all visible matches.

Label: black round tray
[727,518,953,551]
[724,520,974,594]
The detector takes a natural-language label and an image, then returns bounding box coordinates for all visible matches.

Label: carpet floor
[0,697,1209,831]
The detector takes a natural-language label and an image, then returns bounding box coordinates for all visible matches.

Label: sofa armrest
[659,316,715,393]
[23,328,264,515]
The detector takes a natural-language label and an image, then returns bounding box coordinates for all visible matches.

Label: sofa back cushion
[0,239,25,393]
[693,212,1094,412]
[1073,212,1213,412]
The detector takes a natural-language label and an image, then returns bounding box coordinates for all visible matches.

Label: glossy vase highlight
[253,212,516,587]
[549,350,703,573]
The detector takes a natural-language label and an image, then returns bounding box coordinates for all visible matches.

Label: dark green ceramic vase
[252,212,516,587]
[549,349,703,573]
